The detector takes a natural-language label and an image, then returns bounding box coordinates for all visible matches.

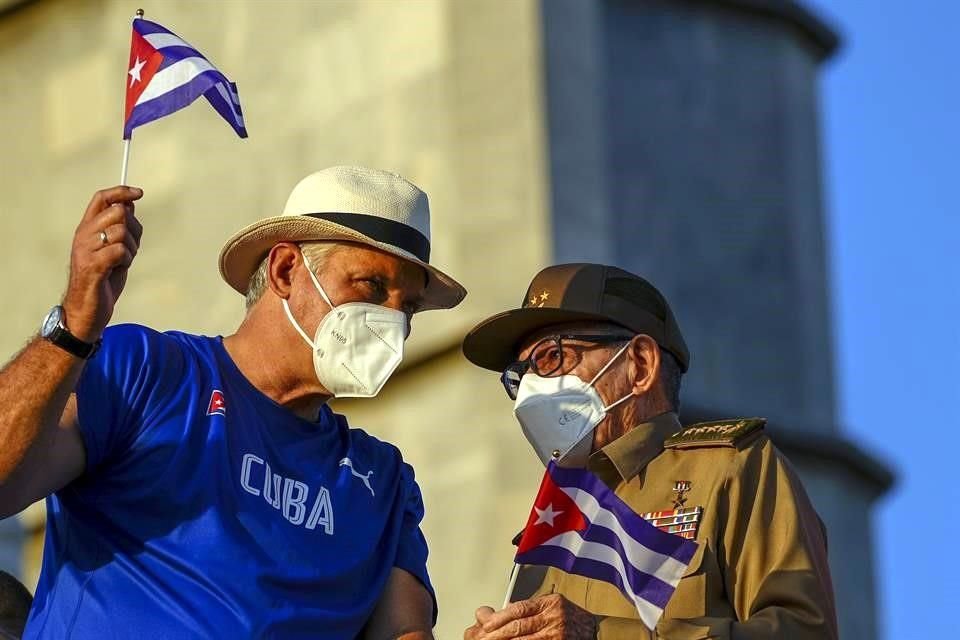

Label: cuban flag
[515,462,698,630]
[124,18,247,139]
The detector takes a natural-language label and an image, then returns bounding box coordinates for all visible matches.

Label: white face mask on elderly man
[513,342,633,468]
[282,254,407,398]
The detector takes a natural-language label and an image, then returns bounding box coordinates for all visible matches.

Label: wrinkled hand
[62,186,144,341]
[463,595,597,640]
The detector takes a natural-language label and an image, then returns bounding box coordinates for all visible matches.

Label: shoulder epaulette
[664,418,766,450]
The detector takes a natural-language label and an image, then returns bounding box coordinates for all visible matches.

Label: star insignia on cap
[527,290,550,308]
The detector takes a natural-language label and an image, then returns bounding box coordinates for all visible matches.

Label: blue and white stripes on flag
[124,18,247,139]
[514,462,698,630]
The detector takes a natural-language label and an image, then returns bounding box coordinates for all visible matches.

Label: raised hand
[62,186,144,342]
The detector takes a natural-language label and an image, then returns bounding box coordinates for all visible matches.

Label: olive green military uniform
[524,413,838,640]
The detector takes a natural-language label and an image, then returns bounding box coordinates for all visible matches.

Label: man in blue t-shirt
[0,166,467,639]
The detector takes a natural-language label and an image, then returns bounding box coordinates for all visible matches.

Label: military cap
[462,263,689,372]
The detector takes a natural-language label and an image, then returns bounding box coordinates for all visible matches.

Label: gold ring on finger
[99,230,109,246]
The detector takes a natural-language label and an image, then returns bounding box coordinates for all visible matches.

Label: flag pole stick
[120,8,145,185]
[120,138,132,185]
[501,562,520,609]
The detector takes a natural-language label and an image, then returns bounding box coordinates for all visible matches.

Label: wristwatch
[40,305,101,359]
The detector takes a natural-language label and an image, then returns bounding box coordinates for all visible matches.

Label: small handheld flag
[513,462,698,630]
[124,15,247,140]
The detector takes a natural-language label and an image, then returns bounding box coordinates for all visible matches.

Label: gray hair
[244,241,341,310]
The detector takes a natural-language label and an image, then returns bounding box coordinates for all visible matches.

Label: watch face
[41,306,63,338]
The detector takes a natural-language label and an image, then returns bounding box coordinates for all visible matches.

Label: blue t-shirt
[25,324,435,639]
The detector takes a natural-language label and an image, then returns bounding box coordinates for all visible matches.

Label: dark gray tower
[540,1,892,637]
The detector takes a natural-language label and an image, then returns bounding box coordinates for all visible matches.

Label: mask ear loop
[587,341,635,413]
[281,250,336,349]
[588,341,631,386]
[601,389,634,413]
[282,299,315,349]
[300,252,336,309]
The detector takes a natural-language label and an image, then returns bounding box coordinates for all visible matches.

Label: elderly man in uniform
[461,264,837,640]
[0,166,465,639]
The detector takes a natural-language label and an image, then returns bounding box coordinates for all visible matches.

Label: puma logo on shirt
[339,457,375,496]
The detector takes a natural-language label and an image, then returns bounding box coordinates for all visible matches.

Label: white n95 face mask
[513,343,632,467]
[282,255,407,398]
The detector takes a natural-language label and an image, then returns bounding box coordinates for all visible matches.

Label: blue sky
[805,1,959,636]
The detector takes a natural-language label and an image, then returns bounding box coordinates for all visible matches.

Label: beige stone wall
[0,0,552,637]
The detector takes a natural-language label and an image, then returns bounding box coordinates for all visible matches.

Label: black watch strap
[48,325,101,359]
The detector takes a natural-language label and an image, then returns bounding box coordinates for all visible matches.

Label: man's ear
[266,243,301,300]
[626,334,661,396]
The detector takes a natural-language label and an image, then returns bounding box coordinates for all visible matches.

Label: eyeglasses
[500,334,634,400]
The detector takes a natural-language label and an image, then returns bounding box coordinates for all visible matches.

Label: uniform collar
[588,412,682,483]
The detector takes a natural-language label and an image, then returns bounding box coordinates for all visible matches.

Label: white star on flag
[128,56,146,88]
[534,503,563,527]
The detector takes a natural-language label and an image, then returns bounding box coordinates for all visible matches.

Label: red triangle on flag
[124,29,164,123]
[516,467,588,554]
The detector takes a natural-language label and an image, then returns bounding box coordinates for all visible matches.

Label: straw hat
[218,166,466,310]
